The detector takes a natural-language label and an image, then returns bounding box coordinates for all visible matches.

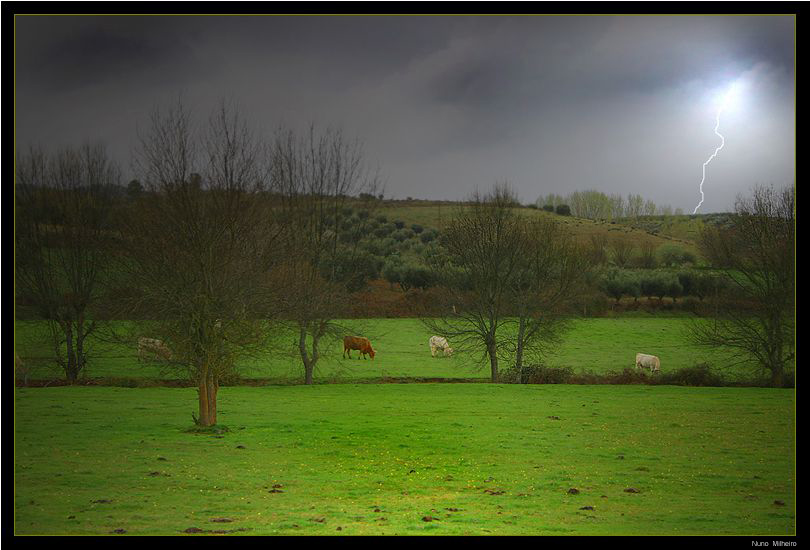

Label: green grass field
[15,317,759,383]
[13,384,795,535]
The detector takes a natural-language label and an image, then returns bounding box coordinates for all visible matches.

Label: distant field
[377,202,703,259]
[13,384,795,535]
[15,317,759,383]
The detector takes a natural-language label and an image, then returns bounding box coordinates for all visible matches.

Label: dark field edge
[14,377,491,388]
[14,375,794,389]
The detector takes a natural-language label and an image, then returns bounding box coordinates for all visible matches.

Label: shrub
[609,238,637,268]
[677,270,697,297]
[542,204,555,213]
[411,224,424,234]
[379,237,397,254]
[501,365,575,384]
[666,278,683,302]
[692,271,727,301]
[382,258,402,286]
[420,230,437,244]
[400,262,436,290]
[362,239,386,256]
[639,271,674,302]
[374,225,394,238]
[599,270,626,303]
[588,235,609,265]
[394,220,405,229]
[681,296,702,313]
[657,243,696,267]
[598,269,640,304]
[376,215,388,224]
[656,363,724,387]
[555,204,571,216]
[625,273,642,302]
[606,367,650,385]
[635,241,658,269]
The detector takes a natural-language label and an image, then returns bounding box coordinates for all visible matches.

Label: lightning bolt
[692,107,726,214]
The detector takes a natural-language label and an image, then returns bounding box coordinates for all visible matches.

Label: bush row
[597,268,725,304]
[499,364,795,388]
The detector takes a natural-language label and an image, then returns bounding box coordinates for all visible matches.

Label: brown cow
[343,336,376,360]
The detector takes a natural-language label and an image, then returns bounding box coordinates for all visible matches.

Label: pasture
[14,317,759,383]
[13,383,795,535]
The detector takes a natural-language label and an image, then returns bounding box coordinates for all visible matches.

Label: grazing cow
[343,336,376,360]
[635,353,660,373]
[138,337,173,362]
[429,335,454,357]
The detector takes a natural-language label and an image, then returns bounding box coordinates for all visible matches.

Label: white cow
[138,337,173,362]
[635,353,660,373]
[429,335,454,357]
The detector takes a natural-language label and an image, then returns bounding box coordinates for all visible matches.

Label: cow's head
[446,347,454,356]
[369,349,376,360]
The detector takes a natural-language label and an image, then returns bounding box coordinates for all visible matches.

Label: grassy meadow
[15,317,758,383]
[13,383,794,535]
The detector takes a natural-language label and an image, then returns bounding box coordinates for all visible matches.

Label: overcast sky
[15,15,794,212]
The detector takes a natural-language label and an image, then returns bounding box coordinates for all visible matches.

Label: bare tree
[423,184,529,382]
[637,240,658,269]
[118,99,279,426]
[609,237,637,268]
[507,217,592,376]
[588,234,609,266]
[689,185,795,386]
[268,125,381,384]
[15,143,120,382]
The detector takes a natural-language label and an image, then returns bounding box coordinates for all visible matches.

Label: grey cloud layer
[16,15,794,211]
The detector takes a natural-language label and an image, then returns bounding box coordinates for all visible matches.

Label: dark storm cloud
[16,17,204,91]
[15,14,795,212]
[31,27,164,89]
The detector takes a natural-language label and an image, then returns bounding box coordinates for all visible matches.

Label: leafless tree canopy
[690,185,795,386]
[506,216,592,372]
[15,143,120,382]
[268,125,382,384]
[424,183,591,382]
[118,99,280,425]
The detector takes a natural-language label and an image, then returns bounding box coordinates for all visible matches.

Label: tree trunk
[768,347,784,388]
[515,316,526,382]
[75,317,86,381]
[63,322,79,384]
[770,368,783,388]
[299,324,321,385]
[197,367,218,426]
[486,338,499,382]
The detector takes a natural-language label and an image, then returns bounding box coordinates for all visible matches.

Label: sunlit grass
[13,384,794,535]
[16,317,757,382]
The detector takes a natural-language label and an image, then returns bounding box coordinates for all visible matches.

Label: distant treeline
[535,190,682,220]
